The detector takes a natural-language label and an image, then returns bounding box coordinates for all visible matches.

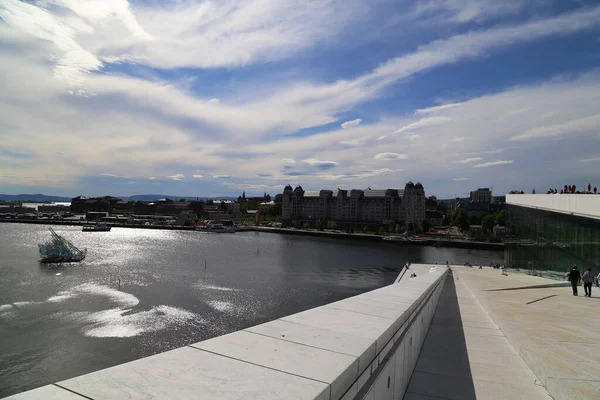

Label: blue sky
[1,0,599,198]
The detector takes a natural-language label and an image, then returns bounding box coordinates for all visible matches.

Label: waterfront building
[470,188,492,203]
[425,210,444,227]
[505,194,600,274]
[282,181,426,229]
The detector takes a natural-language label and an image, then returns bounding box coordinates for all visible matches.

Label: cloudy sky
[1,0,599,198]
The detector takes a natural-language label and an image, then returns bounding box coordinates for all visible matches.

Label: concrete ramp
[405,269,551,399]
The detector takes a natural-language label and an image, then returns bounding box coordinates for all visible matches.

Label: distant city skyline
[1,1,599,198]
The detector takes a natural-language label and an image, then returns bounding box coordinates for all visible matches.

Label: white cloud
[280,158,296,166]
[0,0,102,86]
[317,168,402,181]
[192,174,203,178]
[507,107,533,116]
[213,174,231,179]
[340,135,384,147]
[3,3,600,196]
[473,160,513,168]
[148,177,156,180]
[366,6,600,102]
[451,137,465,142]
[394,117,451,133]
[0,0,358,75]
[456,157,483,164]
[453,177,471,181]
[302,158,339,168]
[100,173,130,178]
[412,0,526,24]
[374,153,408,160]
[208,98,220,105]
[167,174,185,181]
[580,157,600,163]
[341,118,362,129]
[415,102,465,115]
[448,149,506,157]
[221,182,282,191]
[510,115,600,141]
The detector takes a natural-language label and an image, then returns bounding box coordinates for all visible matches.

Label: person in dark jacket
[568,265,581,296]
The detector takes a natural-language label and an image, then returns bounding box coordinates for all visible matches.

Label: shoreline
[0,219,504,250]
[253,226,504,250]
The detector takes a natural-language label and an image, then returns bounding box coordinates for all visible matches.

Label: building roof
[506,194,600,220]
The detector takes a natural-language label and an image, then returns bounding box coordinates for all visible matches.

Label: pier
[6,265,599,399]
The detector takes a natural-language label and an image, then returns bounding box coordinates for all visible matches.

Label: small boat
[195,224,236,233]
[39,228,86,263]
[82,224,111,232]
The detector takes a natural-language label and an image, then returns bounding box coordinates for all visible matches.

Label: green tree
[469,214,481,226]
[495,210,506,226]
[452,209,470,232]
[188,200,205,217]
[302,222,310,230]
[443,214,450,226]
[315,220,323,230]
[482,214,496,232]
[328,221,337,230]
[379,227,386,235]
[274,193,283,204]
[395,224,403,234]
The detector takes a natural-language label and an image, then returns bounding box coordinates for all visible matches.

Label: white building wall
[506,194,600,220]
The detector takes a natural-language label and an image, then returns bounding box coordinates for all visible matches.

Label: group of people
[512,183,599,195]
[547,183,598,194]
[566,265,599,297]
[403,262,419,278]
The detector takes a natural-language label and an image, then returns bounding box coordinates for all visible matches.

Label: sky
[1,0,599,198]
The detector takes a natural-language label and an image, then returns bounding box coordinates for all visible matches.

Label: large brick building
[282,182,426,229]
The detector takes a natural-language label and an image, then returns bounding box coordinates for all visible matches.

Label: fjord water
[0,223,502,397]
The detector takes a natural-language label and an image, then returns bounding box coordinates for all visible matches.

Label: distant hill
[0,194,237,202]
[0,194,72,202]
[124,195,238,202]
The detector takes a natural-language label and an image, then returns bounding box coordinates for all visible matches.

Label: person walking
[582,268,594,297]
[568,265,581,296]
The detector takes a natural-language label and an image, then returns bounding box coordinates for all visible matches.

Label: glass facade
[505,205,600,277]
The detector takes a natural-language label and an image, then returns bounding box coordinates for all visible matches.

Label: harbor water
[0,223,502,397]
